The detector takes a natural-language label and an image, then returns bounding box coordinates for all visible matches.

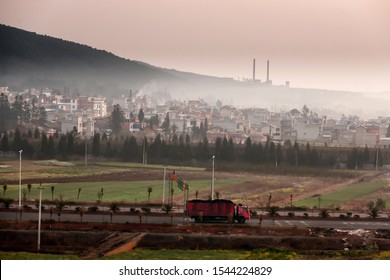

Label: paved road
[1,211,390,230]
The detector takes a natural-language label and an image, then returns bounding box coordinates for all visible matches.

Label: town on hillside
[1,86,390,160]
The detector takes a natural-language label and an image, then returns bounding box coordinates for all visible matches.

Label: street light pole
[37,186,45,252]
[162,163,167,205]
[211,155,215,200]
[18,150,23,210]
[376,145,379,171]
[84,136,88,167]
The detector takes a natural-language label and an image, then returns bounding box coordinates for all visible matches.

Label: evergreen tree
[13,128,22,151]
[199,122,205,137]
[92,133,101,157]
[67,133,74,155]
[47,135,56,158]
[310,148,320,166]
[138,108,145,123]
[276,143,283,165]
[149,115,159,128]
[151,134,163,160]
[1,133,9,152]
[305,142,311,165]
[269,141,276,164]
[215,137,223,159]
[110,104,124,135]
[40,132,48,156]
[34,128,40,139]
[38,106,47,125]
[221,136,229,160]
[202,137,210,160]
[128,136,139,161]
[244,137,252,162]
[185,134,192,158]
[0,93,11,131]
[12,96,23,125]
[105,141,115,158]
[162,112,170,132]
[22,101,31,124]
[347,148,360,169]
[228,137,235,161]
[363,145,370,164]
[57,134,68,159]
[122,137,131,161]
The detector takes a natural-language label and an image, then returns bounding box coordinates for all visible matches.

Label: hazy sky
[1,0,389,92]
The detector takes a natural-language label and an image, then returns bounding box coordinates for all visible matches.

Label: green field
[294,181,389,208]
[1,178,244,203]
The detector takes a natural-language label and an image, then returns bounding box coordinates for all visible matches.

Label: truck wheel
[238,217,246,224]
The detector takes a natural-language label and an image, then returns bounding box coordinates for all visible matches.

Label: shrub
[88,206,99,212]
[109,202,121,213]
[141,207,151,213]
[23,204,32,211]
[288,212,295,217]
[161,204,173,214]
[339,214,346,220]
[0,198,13,209]
[353,214,360,219]
[130,208,136,213]
[319,209,330,219]
[303,213,309,219]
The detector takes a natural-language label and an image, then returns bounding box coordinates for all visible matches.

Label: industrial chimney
[253,58,256,81]
[266,60,270,82]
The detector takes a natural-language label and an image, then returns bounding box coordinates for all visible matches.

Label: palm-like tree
[51,186,55,201]
[368,207,380,219]
[77,188,82,201]
[27,184,32,198]
[266,205,279,227]
[147,187,153,201]
[162,204,173,214]
[2,184,7,196]
[109,202,120,213]
[319,209,330,219]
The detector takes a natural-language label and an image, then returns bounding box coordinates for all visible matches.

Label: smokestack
[253,58,256,81]
[266,60,270,82]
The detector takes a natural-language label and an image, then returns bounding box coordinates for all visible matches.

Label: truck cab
[236,203,250,223]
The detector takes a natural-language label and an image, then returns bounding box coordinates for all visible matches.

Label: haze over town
[1,0,389,92]
[1,1,390,121]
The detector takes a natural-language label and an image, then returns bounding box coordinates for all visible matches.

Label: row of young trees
[0,128,387,168]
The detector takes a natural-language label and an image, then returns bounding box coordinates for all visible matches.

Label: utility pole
[211,155,215,200]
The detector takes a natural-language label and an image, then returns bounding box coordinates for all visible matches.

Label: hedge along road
[1,211,390,230]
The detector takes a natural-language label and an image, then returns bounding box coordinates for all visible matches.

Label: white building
[61,115,95,138]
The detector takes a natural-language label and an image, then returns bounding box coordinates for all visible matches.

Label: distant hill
[0,24,192,95]
[1,24,389,118]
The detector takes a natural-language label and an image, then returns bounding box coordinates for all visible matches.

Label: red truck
[187,199,250,224]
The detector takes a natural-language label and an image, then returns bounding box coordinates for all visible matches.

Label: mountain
[1,24,389,118]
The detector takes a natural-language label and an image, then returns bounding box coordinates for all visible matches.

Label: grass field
[1,178,244,203]
[294,181,389,208]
